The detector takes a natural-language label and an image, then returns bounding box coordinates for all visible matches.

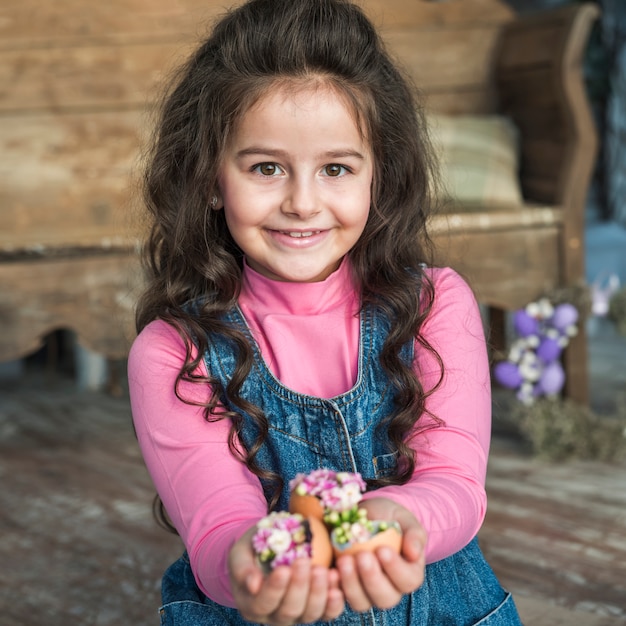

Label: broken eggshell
[308,516,333,567]
[331,520,402,559]
[289,491,325,521]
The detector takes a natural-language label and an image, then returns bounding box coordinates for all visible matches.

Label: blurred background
[0,1,625,624]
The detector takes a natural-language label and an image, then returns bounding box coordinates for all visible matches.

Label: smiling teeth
[286,231,319,238]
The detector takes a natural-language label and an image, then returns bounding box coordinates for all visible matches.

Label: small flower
[321,481,362,512]
[525,335,540,349]
[331,516,401,549]
[266,529,294,554]
[324,504,369,532]
[252,512,312,571]
[493,298,579,405]
[290,469,366,513]
[348,518,374,543]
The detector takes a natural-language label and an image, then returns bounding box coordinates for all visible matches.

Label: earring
[210,195,218,208]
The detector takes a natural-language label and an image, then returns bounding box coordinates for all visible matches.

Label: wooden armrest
[430,203,562,236]
[495,3,599,284]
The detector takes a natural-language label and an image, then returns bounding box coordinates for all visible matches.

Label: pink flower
[290,469,366,513]
[252,512,312,570]
[348,522,372,543]
[321,481,362,512]
[251,527,272,553]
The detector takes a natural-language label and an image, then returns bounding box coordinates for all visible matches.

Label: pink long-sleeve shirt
[128,261,492,607]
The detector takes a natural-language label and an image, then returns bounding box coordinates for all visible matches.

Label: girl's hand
[228,525,345,625]
[335,497,427,613]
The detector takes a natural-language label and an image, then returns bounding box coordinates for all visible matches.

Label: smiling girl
[128,1,523,624]
[217,86,372,284]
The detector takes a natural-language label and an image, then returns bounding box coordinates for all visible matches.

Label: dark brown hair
[137,0,443,516]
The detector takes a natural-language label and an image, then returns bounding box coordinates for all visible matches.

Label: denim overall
[159,305,522,625]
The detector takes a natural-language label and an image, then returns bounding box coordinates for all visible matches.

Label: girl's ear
[210,194,223,211]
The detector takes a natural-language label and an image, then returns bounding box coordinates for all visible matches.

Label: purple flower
[551,303,578,332]
[536,337,562,363]
[536,361,565,395]
[493,361,523,389]
[492,298,578,405]
[513,310,540,337]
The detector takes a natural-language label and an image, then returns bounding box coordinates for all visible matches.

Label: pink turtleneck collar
[238,258,361,398]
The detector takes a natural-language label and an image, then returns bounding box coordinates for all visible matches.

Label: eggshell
[307,516,332,567]
[289,492,325,521]
[332,524,402,559]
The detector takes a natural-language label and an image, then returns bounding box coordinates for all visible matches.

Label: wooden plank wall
[0,0,210,251]
[0,0,515,253]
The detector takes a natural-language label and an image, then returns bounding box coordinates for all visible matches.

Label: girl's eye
[323,164,347,177]
[254,163,282,176]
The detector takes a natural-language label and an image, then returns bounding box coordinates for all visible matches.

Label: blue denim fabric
[159,305,522,625]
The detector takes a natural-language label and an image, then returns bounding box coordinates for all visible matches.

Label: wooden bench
[366,0,599,404]
[0,0,598,403]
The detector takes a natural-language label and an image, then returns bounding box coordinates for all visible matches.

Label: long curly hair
[137,0,443,517]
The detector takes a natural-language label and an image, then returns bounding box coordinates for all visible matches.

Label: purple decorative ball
[537,362,565,395]
[536,337,562,363]
[513,310,539,337]
[550,303,578,332]
[494,361,523,389]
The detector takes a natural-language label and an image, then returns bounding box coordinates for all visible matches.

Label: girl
[128,0,523,624]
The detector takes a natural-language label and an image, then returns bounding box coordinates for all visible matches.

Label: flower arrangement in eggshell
[493,298,579,404]
[289,469,402,560]
[252,511,332,572]
[289,469,366,521]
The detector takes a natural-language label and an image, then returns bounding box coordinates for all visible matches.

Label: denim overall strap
[159,305,522,625]
[205,304,410,510]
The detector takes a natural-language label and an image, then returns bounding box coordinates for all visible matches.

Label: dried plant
[510,397,626,462]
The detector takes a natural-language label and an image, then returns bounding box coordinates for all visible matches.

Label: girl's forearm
[366,268,491,563]
[128,320,267,605]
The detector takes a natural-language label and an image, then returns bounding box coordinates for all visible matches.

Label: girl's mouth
[268,229,328,248]
[282,231,321,238]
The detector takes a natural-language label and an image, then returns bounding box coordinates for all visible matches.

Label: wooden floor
[483,437,626,625]
[0,326,625,625]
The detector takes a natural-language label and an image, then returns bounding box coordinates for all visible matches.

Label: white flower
[517,383,535,405]
[519,352,541,382]
[537,298,554,319]
[267,529,294,555]
[526,335,540,349]
[526,302,540,317]
[545,328,560,340]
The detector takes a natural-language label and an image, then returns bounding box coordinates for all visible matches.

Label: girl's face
[217,85,373,283]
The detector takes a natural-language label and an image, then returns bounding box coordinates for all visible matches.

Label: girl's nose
[281,176,320,219]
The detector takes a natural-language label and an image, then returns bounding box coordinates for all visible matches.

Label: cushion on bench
[429,114,523,209]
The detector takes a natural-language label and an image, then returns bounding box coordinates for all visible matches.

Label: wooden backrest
[1,0,562,253]
[0,0,515,113]
[496,5,599,207]
[362,0,515,114]
[496,4,599,284]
